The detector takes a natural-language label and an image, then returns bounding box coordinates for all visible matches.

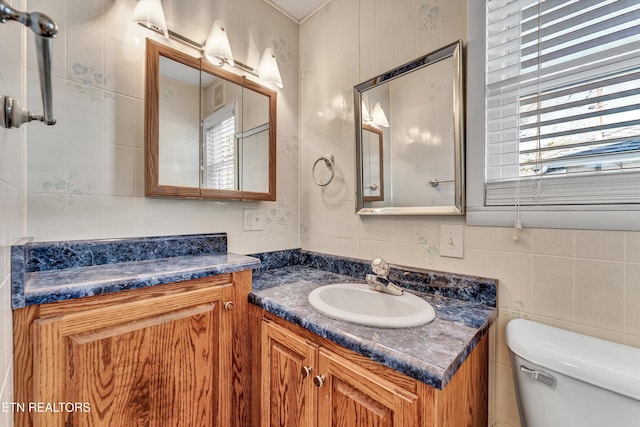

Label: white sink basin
[308,283,436,328]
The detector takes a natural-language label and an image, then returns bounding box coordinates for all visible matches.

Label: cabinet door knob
[313,374,326,388]
[301,365,313,379]
[223,301,234,311]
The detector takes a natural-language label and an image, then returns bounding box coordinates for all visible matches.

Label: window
[203,102,237,190]
[485,0,640,207]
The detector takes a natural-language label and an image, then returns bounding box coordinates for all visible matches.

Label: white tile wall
[1,1,27,424]
[2,1,638,426]
[25,0,300,254]
[298,1,640,426]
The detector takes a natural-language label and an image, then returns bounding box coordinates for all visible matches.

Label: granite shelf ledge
[250,264,497,390]
[11,233,260,309]
[16,253,260,308]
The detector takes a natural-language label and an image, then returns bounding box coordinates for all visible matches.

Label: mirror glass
[355,40,464,214]
[146,39,276,200]
[362,124,384,202]
[158,56,200,188]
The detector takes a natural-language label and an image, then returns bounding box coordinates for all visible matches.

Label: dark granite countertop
[18,253,260,307]
[11,233,260,308]
[11,235,497,391]
[250,264,497,390]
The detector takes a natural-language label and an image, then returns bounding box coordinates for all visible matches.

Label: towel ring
[312,154,335,186]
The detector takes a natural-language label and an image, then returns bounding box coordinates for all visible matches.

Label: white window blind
[203,102,237,190]
[485,0,640,206]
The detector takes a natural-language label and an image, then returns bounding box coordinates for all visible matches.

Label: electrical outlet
[439,224,464,258]
[243,208,264,231]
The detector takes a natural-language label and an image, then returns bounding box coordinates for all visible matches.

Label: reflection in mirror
[199,72,270,193]
[355,40,464,215]
[145,39,277,200]
[362,124,384,202]
[200,69,241,191]
[158,56,200,188]
[240,87,270,193]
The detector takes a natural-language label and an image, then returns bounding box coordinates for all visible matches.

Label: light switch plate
[439,224,464,258]
[243,208,264,231]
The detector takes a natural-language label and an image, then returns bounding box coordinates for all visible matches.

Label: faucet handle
[371,258,389,276]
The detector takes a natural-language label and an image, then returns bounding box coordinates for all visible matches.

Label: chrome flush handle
[520,365,557,388]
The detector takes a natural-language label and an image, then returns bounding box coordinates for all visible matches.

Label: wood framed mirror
[145,39,277,201]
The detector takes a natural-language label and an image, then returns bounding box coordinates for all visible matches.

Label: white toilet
[505,319,640,427]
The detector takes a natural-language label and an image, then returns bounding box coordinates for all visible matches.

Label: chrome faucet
[365,258,404,296]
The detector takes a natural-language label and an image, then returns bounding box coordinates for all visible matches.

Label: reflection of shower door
[363,124,384,202]
[236,123,270,194]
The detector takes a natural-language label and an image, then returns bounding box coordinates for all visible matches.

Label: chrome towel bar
[0,0,58,128]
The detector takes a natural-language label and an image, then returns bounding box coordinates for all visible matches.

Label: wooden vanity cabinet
[257,313,488,427]
[261,320,420,427]
[13,270,253,427]
[316,348,420,426]
[261,320,318,427]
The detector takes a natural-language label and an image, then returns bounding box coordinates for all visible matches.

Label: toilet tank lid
[506,319,640,401]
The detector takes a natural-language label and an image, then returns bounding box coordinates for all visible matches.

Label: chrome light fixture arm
[139,23,260,79]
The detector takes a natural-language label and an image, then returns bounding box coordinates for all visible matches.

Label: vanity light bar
[140,23,268,77]
[133,0,280,86]
[139,24,260,78]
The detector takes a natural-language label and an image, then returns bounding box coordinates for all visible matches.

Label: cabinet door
[261,320,318,427]
[316,348,419,427]
[31,285,233,427]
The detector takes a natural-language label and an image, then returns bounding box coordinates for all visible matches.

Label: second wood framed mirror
[145,39,277,201]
